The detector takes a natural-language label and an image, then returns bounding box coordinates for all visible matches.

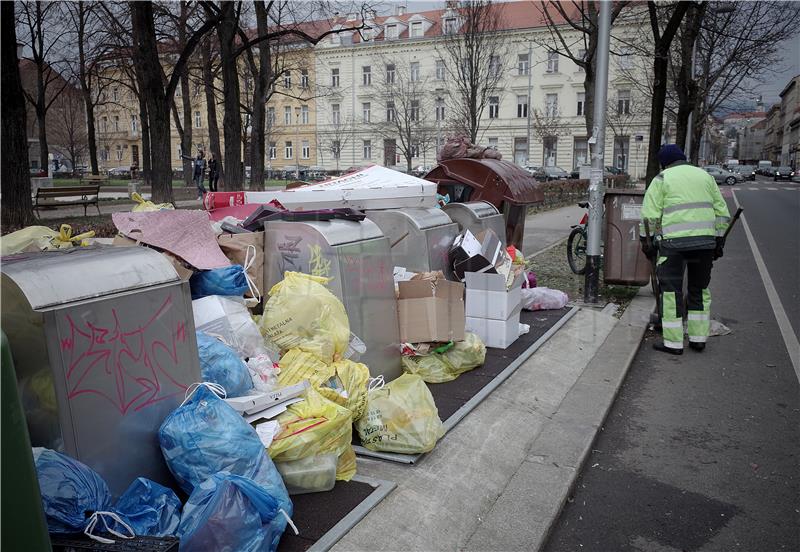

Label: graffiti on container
[307,244,332,278]
[342,255,390,294]
[60,295,190,415]
[277,235,304,275]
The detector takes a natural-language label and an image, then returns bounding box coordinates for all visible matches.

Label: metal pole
[685,37,696,158]
[583,0,611,304]
[526,42,533,165]
[295,108,300,179]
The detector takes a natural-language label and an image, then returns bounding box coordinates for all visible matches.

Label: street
[544,177,800,551]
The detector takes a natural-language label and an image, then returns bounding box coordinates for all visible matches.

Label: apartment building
[94,82,142,171]
[762,104,782,164]
[778,75,800,168]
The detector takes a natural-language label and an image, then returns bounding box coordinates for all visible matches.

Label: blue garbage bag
[158,385,290,516]
[114,478,181,537]
[190,265,249,300]
[33,447,113,534]
[178,472,293,552]
[195,331,253,397]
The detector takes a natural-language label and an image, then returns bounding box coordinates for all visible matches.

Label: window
[489,96,499,119]
[285,141,293,159]
[617,90,631,115]
[114,116,120,132]
[545,93,558,117]
[284,106,292,125]
[518,53,529,76]
[331,103,340,125]
[386,101,395,122]
[411,21,423,38]
[362,102,371,123]
[489,55,501,77]
[577,92,585,116]
[131,114,138,133]
[102,145,110,161]
[410,62,420,82]
[101,117,108,133]
[363,140,372,159]
[514,137,528,165]
[547,51,559,73]
[300,69,309,89]
[301,105,309,124]
[444,17,457,35]
[331,68,340,87]
[362,66,371,86]
[573,138,588,169]
[435,60,446,80]
[543,136,557,166]
[577,49,586,72]
[269,142,277,159]
[267,107,276,126]
[618,48,633,70]
[194,111,202,128]
[411,141,420,158]
[411,100,420,121]
[613,136,630,170]
[283,71,291,88]
[386,24,397,40]
[488,137,498,149]
[112,87,118,102]
[302,140,310,159]
[131,144,139,167]
[332,140,341,160]
[176,146,181,161]
[517,95,528,118]
[435,98,445,121]
[116,145,123,161]
[386,64,396,84]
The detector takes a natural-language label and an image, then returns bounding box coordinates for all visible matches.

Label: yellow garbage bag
[260,272,350,364]
[319,359,371,421]
[401,333,486,383]
[356,373,445,454]
[268,387,356,481]
[278,348,335,389]
[0,224,95,256]
[131,192,174,212]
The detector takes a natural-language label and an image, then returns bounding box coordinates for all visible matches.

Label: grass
[52,178,288,189]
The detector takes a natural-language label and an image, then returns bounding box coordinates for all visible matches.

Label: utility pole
[583,1,611,303]
[526,42,533,165]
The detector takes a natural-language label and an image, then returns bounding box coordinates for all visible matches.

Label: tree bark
[1,1,35,227]
[201,37,223,186]
[248,0,271,192]
[136,73,152,185]
[217,1,243,190]
[75,3,99,175]
[178,2,194,188]
[674,3,704,151]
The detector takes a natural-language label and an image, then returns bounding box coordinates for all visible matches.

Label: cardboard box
[465,311,522,349]
[465,272,524,320]
[450,229,506,282]
[397,279,465,343]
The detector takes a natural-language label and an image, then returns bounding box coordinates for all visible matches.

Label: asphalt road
[544,183,800,552]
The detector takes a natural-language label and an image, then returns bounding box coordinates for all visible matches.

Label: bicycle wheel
[567,227,588,275]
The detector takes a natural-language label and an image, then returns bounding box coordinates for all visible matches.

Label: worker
[640,144,730,355]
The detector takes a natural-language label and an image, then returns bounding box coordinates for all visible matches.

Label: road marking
[766,187,778,191]
[748,187,758,191]
[732,190,800,381]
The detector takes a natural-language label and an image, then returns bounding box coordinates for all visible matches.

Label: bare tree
[531,102,567,167]
[323,115,353,173]
[2,1,34,228]
[436,0,507,144]
[606,91,646,171]
[199,36,224,183]
[49,86,89,174]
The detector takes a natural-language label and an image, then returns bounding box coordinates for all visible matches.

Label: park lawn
[52,178,287,188]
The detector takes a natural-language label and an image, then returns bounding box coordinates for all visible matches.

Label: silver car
[704,165,743,186]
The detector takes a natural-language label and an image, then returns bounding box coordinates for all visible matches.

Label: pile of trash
[437,134,504,163]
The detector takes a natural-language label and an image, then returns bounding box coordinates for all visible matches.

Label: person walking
[640,144,731,355]
[180,150,207,199]
[207,153,219,192]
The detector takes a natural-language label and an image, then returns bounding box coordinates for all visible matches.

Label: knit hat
[658,144,687,168]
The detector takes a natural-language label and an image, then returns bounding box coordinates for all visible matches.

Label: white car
[703,165,743,186]
[107,166,130,177]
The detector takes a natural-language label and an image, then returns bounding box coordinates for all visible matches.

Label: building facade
[778,75,800,168]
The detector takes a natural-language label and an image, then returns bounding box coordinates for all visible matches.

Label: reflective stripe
[663,340,684,349]
[688,336,708,343]
[716,229,726,237]
[715,216,730,223]
[662,320,683,329]
[662,201,713,215]
[687,313,709,321]
[661,221,715,234]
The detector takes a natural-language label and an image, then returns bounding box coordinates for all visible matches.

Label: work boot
[653,342,683,355]
[689,342,706,352]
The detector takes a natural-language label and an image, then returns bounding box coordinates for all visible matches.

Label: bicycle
[567,201,590,275]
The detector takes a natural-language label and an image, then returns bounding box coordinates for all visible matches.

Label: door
[384,139,396,167]
[131,145,139,169]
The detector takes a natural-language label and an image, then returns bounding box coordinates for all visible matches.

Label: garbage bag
[193,295,273,359]
[319,359,371,420]
[248,354,280,392]
[195,331,253,398]
[1,224,94,256]
[278,348,335,389]
[190,265,249,300]
[131,192,174,212]
[115,478,181,537]
[178,472,292,552]
[158,384,291,515]
[355,374,444,454]
[402,333,486,383]
[269,387,355,481]
[260,272,350,364]
[521,287,568,311]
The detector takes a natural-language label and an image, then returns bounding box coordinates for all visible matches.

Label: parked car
[773,166,795,181]
[733,164,756,181]
[412,164,434,177]
[522,164,542,176]
[107,166,130,177]
[532,166,570,181]
[605,165,627,175]
[703,165,743,185]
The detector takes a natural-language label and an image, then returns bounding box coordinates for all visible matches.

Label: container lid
[397,208,454,230]
[0,246,180,310]
[426,159,544,205]
[265,218,384,246]
[442,201,500,219]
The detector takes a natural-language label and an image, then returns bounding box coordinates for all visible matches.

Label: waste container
[442,201,507,248]
[1,246,201,497]
[364,207,459,275]
[603,189,651,286]
[424,158,543,250]
[263,219,402,381]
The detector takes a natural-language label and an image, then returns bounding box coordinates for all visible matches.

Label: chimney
[395,5,406,16]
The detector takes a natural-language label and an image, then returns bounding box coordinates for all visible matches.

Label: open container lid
[425,159,544,205]
[265,218,385,246]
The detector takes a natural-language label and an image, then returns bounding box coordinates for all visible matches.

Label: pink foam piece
[206,203,260,222]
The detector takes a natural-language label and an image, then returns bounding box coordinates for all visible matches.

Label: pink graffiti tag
[61,295,191,415]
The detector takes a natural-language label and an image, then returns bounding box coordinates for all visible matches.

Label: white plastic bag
[521,287,568,311]
[193,295,274,358]
[248,354,280,392]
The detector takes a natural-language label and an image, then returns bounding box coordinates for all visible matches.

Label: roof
[779,74,799,98]
[723,111,766,120]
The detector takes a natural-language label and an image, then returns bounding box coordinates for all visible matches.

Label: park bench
[34,185,101,218]
[80,173,110,186]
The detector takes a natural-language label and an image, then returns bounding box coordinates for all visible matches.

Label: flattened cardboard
[397,280,465,343]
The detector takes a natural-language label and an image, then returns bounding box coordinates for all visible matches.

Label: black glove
[640,237,656,260]
[714,236,725,260]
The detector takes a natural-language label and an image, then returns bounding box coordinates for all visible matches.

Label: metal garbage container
[263,219,402,381]
[364,207,459,275]
[603,189,651,286]
[442,201,506,247]
[1,246,200,497]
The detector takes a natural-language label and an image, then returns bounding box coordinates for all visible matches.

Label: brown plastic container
[603,189,651,286]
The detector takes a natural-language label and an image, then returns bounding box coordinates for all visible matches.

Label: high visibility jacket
[640,162,730,242]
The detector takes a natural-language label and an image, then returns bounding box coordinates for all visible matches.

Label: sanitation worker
[640,144,730,355]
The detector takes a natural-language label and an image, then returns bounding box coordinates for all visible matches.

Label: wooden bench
[80,173,110,186]
[34,185,101,218]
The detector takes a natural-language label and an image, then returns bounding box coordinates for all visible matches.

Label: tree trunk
[201,37,223,187]
[84,94,99,175]
[674,3,704,151]
[583,66,596,138]
[178,3,194,189]
[689,106,703,162]
[248,0,271,192]
[1,1,35,227]
[137,81,152,185]
[217,2,243,190]
[76,6,99,175]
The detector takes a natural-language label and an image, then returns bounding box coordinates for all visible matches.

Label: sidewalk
[522,204,584,258]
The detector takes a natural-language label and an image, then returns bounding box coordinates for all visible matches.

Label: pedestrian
[640,144,731,355]
[208,153,219,192]
[192,151,206,200]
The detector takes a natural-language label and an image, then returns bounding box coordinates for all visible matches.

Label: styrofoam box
[466,311,522,349]
[465,272,524,320]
